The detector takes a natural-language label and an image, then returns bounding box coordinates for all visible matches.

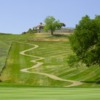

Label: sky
[0,0,100,34]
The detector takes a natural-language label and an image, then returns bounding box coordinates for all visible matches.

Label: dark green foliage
[96,77,100,84]
[69,15,100,66]
[67,55,79,67]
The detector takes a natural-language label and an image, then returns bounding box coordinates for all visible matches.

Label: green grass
[0,34,35,72]
[0,41,10,71]
[0,33,100,87]
[1,42,71,86]
[0,87,100,100]
[0,33,100,100]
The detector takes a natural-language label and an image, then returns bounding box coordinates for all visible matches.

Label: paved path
[19,42,83,87]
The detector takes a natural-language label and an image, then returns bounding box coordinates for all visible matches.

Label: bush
[67,55,79,67]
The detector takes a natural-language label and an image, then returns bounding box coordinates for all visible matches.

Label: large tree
[44,16,65,35]
[69,15,100,66]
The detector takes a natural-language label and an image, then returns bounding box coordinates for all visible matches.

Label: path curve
[19,42,83,87]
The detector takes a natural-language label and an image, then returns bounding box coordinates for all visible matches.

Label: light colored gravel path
[19,42,83,87]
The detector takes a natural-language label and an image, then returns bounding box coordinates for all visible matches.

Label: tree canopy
[69,15,100,66]
[44,16,65,35]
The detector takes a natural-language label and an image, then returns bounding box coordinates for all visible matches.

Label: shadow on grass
[83,80,100,84]
[50,34,69,38]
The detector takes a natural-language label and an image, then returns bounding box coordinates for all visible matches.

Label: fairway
[0,87,100,100]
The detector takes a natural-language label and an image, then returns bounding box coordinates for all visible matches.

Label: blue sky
[0,0,100,34]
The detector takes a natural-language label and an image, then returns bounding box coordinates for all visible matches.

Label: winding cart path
[20,42,83,87]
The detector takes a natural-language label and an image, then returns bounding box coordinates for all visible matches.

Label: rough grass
[0,87,100,100]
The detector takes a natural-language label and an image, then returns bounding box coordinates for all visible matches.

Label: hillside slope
[0,33,100,87]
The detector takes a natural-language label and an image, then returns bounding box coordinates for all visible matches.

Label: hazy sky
[0,0,100,34]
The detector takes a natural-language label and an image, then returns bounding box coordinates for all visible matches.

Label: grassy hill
[0,33,100,87]
[0,34,34,72]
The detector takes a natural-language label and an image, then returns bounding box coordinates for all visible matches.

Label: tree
[69,15,100,66]
[27,28,33,34]
[44,16,65,35]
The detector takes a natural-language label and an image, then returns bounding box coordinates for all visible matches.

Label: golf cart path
[20,42,83,87]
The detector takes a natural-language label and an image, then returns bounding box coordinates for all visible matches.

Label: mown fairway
[0,87,100,100]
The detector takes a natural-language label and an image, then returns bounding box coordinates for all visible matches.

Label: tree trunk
[51,30,54,35]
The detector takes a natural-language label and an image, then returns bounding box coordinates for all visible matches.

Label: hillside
[0,33,100,87]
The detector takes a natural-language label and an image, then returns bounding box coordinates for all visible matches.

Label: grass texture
[0,87,100,100]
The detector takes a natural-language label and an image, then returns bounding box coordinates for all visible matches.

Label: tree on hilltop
[44,16,65,35]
